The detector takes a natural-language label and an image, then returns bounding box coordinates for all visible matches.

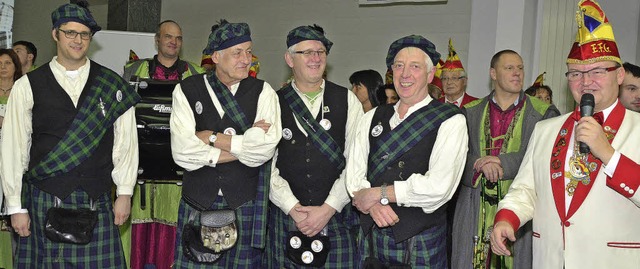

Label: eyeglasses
[565,66,618,81]
[57,28,92,40]
[294,50,327,58]
[441,76,466,82]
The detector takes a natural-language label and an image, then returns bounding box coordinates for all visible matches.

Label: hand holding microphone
[579,93,595,154]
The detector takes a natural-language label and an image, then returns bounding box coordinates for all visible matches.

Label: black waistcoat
[179,74,262,210]
[275,82,348,206]
[361,104,448,242]
[27,62,115,199]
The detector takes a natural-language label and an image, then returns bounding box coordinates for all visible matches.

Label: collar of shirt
[291,79,326,108]
[390,94,433,129]
[50,56,91,107]
[599,99,618,122]
[490,90,525,111]
[447,94,464,106]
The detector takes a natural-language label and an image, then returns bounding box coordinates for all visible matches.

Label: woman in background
[0,48,23,269]
[349,69,384,112]
[525,85,553,104]
[377,83,399,105]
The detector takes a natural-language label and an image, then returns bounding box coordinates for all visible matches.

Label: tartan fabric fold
[281,86,346,171]
[25,63,140,182]
[367,102,459,182]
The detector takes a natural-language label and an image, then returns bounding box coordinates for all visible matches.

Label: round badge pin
[319,119,331,130]
[195,101,203,115]
[311,240,324,252]
[560,128,568,137]
[224,127,236,135]
[116,90,123,102]
[301,251,314,264]
[371,123,383,137]
[283,128,293,140]
[289,236,301,249]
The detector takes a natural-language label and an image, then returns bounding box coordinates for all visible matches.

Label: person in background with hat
[12,40,38,74]
[346,34,468,268]
[170,19,281,268]
[525,72,554,105]
[619,62,640,112]
[438,38,477,107]
[0,1,140,267]
[123,20,204,82]
[491,1,640,268]
[451,49,559,269]
[265,24,363,268]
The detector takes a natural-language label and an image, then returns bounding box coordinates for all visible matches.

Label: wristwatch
[380,183,389,205]
[208,133,217,146]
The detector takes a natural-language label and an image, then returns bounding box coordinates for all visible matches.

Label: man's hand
[474,156,501,171]
[252,119,271,133]
[289,203,308,223]
[369,204,399,228]
[576,116,615,164]
[11,213,30,237]
[490,221,516,256]
[195,130,214,145]
[479,162,504,183]
[294,204,336,237]
[113,195,132,226]
[352,187,380,214]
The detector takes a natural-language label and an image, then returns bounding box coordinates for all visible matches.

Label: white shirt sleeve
[0,76,33,214]
[111,107,138,196]
[345,108,376,197]
[393,114,468,213]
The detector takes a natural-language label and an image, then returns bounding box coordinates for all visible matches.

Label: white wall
[161,0,472,88]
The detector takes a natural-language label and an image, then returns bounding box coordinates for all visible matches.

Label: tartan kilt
[264,203,360,269]
[15,184,126,269]
[359,223,447,268]
[173,196,263,269]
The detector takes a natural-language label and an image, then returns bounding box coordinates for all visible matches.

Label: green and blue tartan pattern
[368,102,459,183]
[264,203,360,268]
[282,86,346,171]
[205,22,251,54]
[16,184,126,268]
[286,25,333,52]
[386,35,440,68]
[174,197,263,269]
[359,224,447,268]
[50,3,101,32]
[207,74,269,249]
[25,65,140,182]
[207,74,251,131]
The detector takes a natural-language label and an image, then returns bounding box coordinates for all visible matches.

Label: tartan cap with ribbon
[286,24,333,53]
[386,35,440,69]
[51,1,101,34]
[203,19,252,55]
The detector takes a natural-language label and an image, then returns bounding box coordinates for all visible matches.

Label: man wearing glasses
[170,19,281,268]
[265,24,363,268]
[438,39,477,108]
[0,2,140,268]
[491,1,640,268]
[452,49,558,269]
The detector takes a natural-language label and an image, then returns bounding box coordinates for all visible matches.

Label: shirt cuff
[116,185,135,196]
[6,206,28,215]
[324,195,348,213]
[603,151,621,177]
[281,198,300,215]
[208,147,221,167]
[393,180,409,206]
[229,134,244,156]
[495,209,521,231]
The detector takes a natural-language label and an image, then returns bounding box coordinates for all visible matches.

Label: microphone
[579,93,595,154]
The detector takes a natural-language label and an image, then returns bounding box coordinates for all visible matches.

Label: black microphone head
[580,93,595,117]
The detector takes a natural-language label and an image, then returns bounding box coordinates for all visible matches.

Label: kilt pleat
[360,223,447,269]
[173,196,263,269]
[264,203,360,269]
[16,184,125,269]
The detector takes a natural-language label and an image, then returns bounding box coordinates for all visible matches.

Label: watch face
[209,134,217,143]
[380,198,389,205]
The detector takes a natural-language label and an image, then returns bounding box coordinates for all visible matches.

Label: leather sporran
[285,228,331,267]
[363,230,414,269]
[182,209,238,263]
[44,197,98,245]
